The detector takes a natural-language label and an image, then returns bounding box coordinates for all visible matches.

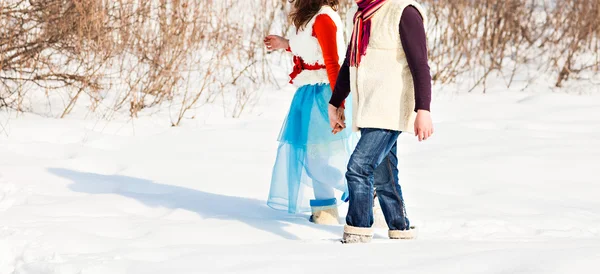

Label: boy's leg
[343,128,400,242]
[373,141,411,230]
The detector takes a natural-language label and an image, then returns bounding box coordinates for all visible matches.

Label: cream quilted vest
[347,0,428,133]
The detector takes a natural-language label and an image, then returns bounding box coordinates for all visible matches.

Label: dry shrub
[287,0,600,91]
[1,0,282,124]
[1,0,599,122]
[543,0,600,87]
[0,0,107,115]
[423,0,600,91]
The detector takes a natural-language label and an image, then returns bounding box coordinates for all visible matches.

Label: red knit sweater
[311,14,341,91]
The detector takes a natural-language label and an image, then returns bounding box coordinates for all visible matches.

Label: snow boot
[389,226,418,240]
[309,198,340,225]
[342,225,374,244]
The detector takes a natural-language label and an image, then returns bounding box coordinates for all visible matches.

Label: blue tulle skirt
[267,83,357,214]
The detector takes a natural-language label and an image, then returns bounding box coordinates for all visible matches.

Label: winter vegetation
[1,1,600,273]
[1,0,599,123]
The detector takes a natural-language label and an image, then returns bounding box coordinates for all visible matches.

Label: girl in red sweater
[264,0,356,225]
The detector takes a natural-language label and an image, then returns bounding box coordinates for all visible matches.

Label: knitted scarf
[349,0,388,67]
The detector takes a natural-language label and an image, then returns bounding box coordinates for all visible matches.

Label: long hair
[289,0,339,31]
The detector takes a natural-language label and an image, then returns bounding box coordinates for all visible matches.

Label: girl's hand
[264,35,289,51]
[414,110,433,142]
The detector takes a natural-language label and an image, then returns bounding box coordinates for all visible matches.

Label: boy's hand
[328,104,345,134]
[414,110,433,141]
[334,107,346,134]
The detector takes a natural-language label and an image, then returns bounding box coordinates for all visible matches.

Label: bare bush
[0,0,107,114]
[284,0,600,91]
[543,0,600,87]
[1,0,599,123]
[1,0,282,124]
[422,0,600,91]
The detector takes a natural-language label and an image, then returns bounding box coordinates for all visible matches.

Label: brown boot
[309,205,340,225]
[342,225,373,244]
[389,226,418,239]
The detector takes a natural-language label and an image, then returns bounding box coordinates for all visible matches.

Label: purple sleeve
[329,45,351,108]
[400,6,432,112]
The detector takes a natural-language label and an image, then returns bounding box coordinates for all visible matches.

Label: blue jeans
[345,128,410,230]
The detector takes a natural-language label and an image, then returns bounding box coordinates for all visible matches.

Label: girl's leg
[304,146,345,225]
[312,180,336,200]
[305,150,342,200]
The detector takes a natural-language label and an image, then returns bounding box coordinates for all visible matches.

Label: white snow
[1,85,600,273]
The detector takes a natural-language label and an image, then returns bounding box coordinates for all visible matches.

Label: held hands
[328,104,346,134]
[264,35,289,51]
[414,109,434,142]
[329,106,433,140]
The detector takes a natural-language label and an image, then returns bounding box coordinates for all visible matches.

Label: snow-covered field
[1,83,600,273]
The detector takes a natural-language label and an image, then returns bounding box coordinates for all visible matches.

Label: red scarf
[349,0,389,67]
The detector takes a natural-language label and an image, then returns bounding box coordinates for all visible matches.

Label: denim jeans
[345,128,410,230]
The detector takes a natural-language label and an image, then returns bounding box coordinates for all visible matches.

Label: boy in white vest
[328,0,433,243]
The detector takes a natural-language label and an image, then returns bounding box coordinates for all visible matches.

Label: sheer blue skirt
[267,83,358,213]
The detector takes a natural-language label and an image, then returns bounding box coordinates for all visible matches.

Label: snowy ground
[1,86,600,273]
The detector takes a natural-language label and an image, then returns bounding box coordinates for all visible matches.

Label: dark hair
[289,0,339,30]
